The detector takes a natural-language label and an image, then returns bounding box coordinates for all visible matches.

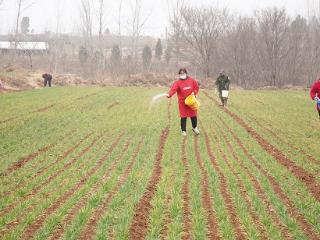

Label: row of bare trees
[72,0,155,77]
[169,6,320,87]
[1,1,320,88]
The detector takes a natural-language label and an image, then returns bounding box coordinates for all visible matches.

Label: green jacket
[216,74,230,92]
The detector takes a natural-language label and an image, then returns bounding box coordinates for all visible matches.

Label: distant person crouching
[42,73,53,87]
[310,77,320,119]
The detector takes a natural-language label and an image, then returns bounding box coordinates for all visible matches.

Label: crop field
[0,87,319,240]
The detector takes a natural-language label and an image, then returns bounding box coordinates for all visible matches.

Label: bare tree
[128,0,150,59]
[14,0,23,45]
[171,6,227,77]
[80,0,93,47]
[117,0,124,51]
[98,0,104,40]
[14,0,35,36]
[12,0,35,62]
[256,8,290,86]
[49,0,63,73]
[222,16,258,87]
[15,0,22,32]
[305,17,320,85]
[169,0,185,67]
[286,15,308,85]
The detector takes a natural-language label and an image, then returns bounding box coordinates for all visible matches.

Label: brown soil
[107,102,120,110]
[49,137,132,240]
[217,118,320,240]
[79,138,144,240]
[203,130,247,240]
[214,124,293,240]
[159,101,174,240]
[0,103,55,125]
[204,92,320,202]
[75,92,100,101]
[0,132,93,199]
[167,99,172,125]
[0,67,88,91]
[128,127,169,240]
[246,114,320,165]
[0,134,104,237]
[194,137,222,239]
[2,143,56,176]
[159,195,173,240]
[180,138,192,240]
[1,130,75,177]
[212,133,272,240]
[20,133,122,239]
[128,100,171,240]
[0,90,104,126]
[31,104,56,113]
[0,116,18,124]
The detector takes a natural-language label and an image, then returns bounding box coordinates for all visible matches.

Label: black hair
[178,68,188,74]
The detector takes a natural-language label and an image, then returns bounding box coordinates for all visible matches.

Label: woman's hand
[166,93,170,98]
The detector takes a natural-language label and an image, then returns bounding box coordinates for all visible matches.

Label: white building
[0,41,48,54]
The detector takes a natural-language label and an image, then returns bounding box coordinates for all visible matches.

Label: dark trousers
[44,79,52,87]
[181,117,197,132]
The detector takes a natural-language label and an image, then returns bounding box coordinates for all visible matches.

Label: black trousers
[181,117,197,132]
[44,79,52,87]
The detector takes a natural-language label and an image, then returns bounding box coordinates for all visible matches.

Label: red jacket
[168,77,199,118]
[310,79,320,110]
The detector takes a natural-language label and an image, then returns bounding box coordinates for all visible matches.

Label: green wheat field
[0,87,319,240]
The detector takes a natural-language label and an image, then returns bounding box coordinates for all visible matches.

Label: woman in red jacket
[167,68,200,136]
[310,78,320,119]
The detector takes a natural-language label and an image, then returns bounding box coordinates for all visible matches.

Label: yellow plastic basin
[185,94,200,110]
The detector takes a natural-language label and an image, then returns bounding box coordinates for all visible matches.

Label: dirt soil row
[129,101,172,240]
[20,134,122,239]
[203,130,246,240]
[204,92,320,202]
[0,134,104,238]
[216,116,319,240]
[79,137,144,240]
[48,138,132,240]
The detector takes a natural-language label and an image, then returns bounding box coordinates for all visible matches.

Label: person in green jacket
[216,70,230,107]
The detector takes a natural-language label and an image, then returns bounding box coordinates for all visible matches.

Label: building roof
[0,41,48,50]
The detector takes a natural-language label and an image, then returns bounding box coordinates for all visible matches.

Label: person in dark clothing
[216,70,230,107]
[42,73,53,87]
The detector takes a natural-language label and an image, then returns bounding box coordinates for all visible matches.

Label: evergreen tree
[155,38,163,60]
[142,45,152,68]
[110,45,121,65]
[21,16,30,34]
[164,45,172,64]
[79,47,89,64]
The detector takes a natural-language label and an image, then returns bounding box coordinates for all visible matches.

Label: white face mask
[179,73,187,80]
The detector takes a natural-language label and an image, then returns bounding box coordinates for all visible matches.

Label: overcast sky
[0,0,319,37]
